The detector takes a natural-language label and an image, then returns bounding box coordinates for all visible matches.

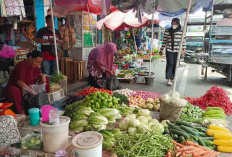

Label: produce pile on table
[61,87,232,157]
[49,73,66,92]
[185,86,232,115]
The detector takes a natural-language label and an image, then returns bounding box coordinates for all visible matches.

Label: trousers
[166,51,178,79]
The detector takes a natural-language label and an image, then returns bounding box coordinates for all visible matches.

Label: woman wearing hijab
[87,42,118,88]
[160,18,186,86]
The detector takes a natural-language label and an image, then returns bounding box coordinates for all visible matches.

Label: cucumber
[164,127,170,134]
[194,127,207,133]
[198,137,214,141]
[197,132,207,137]
[202,140,213,146]
[198,138,206,146]
[167,122,182,130]
[170,129,190,140]
[191,135,198,142]
[173,134,179,140]
[176,121,193,128]
[178,136,185,143]
[180,125,198,136]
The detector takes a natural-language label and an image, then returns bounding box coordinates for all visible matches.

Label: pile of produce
[206,124,232,153]
[117,69,135,78]
[118,109,165,134]
[63,101,121,132]
[202,107,229,127]
[99,129,122,150]
[165,121,215,149]
[114,130,174,157]
[170,141,220,157]
[49,82,61,92]
[185,86,232,115]
[84,92,120,111]
[128,96,160,111]
[49,73,66,83]
[180,103,204,124]
[113,92,129,105]
[114,88,136,97]
[76,87,113,96]
[160,91,188,107]
[132,90,161,100]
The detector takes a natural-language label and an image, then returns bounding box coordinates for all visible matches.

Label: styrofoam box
[48,89,65,103]
[136,76,146,84]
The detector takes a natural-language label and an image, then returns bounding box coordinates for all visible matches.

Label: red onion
[132,91,161,100]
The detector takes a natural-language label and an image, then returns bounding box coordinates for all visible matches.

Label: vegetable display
[85,92,120,111]
[114,130,174,157]
[76,87,113,96]
[128,96,160,111]
[185,86,232,115]
[170,140,220,157]
[49,73,66,83]
[114,88,136,97]
[113,92,129,105]
[165,121,215,149]
[132,90,161,100]
[180,103,204,124]
[160,91,188,107]
[206,124,232,152]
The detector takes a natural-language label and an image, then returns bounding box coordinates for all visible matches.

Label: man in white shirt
[217,13,232,26]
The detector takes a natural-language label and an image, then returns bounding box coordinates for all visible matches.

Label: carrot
[211,152,220,157]
[185,148,203,155]
[193,150,210,157]
[176,146,181,152]
[172,141,184,147]
[179,146,196,152]
[186,141,209,151]
[205,151,214,157]
[176,151,182,157]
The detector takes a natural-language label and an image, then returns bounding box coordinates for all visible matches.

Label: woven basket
[159,100,185,122]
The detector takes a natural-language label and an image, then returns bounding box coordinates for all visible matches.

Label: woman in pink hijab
[87,42,117,88]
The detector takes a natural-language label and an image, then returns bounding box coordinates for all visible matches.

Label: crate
[73,60,86,81]
[59,57,73,75]
[48,89,65,103]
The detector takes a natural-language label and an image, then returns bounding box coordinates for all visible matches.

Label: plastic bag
[49,108,60,124]
[23,84,46,96]
[21,134,42,150]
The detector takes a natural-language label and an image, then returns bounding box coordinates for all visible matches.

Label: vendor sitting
[6,50,50,114]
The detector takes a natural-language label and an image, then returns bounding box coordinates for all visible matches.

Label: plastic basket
[159,100,185,122]
[48,89,65,103]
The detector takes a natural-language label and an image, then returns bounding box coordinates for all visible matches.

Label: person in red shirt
[34,15,62,75]
[6,50,50,114]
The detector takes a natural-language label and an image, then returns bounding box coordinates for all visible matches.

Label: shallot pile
[132,91,161,100]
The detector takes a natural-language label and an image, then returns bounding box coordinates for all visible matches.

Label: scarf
[169,24,181,51]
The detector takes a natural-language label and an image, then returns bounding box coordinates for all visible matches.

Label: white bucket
[40,116,70,153]
[72,131,103,157]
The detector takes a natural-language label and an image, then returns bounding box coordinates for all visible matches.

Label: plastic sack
[21,134,42,150]
[0,44,16,59]
[23,84,46,96]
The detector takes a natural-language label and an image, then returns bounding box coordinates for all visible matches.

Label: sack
[0,115,21,147]
[23,91,49,114]
[50,45,61,57]
[107,76,121,90]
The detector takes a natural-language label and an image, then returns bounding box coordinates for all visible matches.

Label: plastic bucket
[41,105,54,122]
[40,116,70,153]
[145,76,155,86]
[72,131,103,157]
[28,108,40,126]
[159,101,185,122]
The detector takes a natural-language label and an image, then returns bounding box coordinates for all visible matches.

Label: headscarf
[87,42,117,77]
[169,18,181,51]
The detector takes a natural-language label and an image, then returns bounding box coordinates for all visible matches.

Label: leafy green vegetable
[113,92,129,105]
[50,73,65,83]
[88,113,108,125]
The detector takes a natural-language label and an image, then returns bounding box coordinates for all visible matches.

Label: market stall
[1,85,232,156]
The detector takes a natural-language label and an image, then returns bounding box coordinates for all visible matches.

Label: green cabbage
[128,127,137,135]
[149,119,159,125]
[153,123,164,134]
[70,119,88,129]
[103,139,114,150]
[88,113,108,125]
[161,120,170,127]
[92,124,106,130]
[138,124,149,133]
[119,119,130,130]
[129,119,141,127]
[71,126,84,132]
[98,108,120,117]
[138,109,150,117]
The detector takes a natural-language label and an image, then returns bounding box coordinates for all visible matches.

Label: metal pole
[49,0,60,74]
[132,29,138,53]
[172,0,192,95]
[149,11,155,76]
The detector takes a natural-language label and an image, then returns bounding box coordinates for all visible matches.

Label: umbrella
[50,0,117,17]
[96,9,160,31]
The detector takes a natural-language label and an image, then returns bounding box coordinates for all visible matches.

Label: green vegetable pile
[85,92,120,111]
[99,129,122,151]
[165,121,215,150]
[50,73,66,83]
[113,130,174,157]
[113,92,129,105]
[21,134,42,150]
[203,107,226,120]
[63,101,121,132]
[181,103,204,124]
